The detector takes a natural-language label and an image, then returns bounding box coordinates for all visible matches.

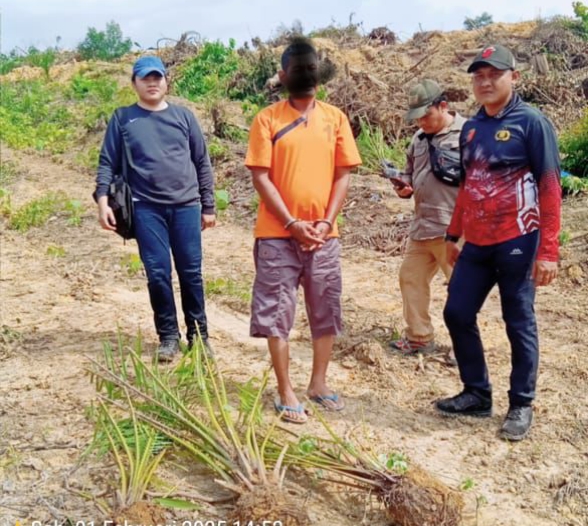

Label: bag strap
[272,116,307,145]
[113,108,134,183]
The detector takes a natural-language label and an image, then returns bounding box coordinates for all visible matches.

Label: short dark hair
[281,36,318,70]
[430,94,448,107]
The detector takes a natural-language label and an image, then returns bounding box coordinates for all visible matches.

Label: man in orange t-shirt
[245,37,361,424]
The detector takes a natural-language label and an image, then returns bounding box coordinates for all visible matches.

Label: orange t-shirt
[245,100,361,238]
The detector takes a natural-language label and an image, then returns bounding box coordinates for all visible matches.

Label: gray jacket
[402,112,466,240]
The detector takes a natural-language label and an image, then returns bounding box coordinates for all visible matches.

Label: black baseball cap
[467,44,516,73]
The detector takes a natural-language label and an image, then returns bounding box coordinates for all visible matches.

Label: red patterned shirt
[447,93,561,261]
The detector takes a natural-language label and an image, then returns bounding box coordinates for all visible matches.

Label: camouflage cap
[404,79,443,122]
[467,44,516,73]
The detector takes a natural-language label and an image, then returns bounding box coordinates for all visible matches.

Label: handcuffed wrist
[316,219,333,231]
[284,218,300,230]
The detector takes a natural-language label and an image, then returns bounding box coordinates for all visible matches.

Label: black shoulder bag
[99,110,135,240]
[422,133,462,187]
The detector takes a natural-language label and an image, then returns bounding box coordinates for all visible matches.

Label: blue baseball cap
[132,56,166,78]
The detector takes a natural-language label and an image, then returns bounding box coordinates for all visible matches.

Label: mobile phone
[380,160,408,189]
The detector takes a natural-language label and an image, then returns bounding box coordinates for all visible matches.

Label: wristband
[316,219,333,231]
[284,218,300,230]
[444,234,460,243]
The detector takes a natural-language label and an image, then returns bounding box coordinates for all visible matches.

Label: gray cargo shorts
[250,237,343,340]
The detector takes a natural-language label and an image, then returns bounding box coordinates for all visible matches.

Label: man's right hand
[446,241,461,267]
[395,184,413,198]
[289,221,325,250]
[98,197,117,231]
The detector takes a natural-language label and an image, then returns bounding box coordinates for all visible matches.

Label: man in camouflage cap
[388,79,465,363]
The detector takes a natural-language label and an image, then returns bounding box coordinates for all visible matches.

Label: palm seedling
[89,336,310,525]
[268,409,464,526]
[90,334,463,525]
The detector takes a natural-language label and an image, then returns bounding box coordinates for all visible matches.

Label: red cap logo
[481,46,495,58]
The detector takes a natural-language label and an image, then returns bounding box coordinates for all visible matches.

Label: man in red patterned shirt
[435,44,561,441]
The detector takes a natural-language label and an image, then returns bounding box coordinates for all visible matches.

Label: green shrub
[560,110,588,178]
[64,199,84,226]
[175,40,241,101]
[356,121,407,174]
[121,253,143,276]
[215,189,230,211]
[68,71,135,130]
[0,51,24,75]
[8,193,63,232]
[228,46,278,103]
[207,138,230,163]
[561,175,588,195]
[5,192,87,232]
[24,46,57,77]
[77,21,133,61]
[0,80,74,153]
[76,146,101,171]
[241,100,263,125]
[0,161,18,187]
[570,1,588,39]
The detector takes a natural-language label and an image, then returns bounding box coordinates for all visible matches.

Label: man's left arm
[188,111,216,229]
[528,114,562,286]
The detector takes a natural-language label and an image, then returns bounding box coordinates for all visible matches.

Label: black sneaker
[500,405,533,441]
[156,339,179,363]
[435,390,492,417]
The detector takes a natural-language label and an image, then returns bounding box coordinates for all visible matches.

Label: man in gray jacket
[389,79,465,359]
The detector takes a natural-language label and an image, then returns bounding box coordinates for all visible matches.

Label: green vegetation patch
[0,80,75,153]
[4,192,87,232]
[357,121,407,174]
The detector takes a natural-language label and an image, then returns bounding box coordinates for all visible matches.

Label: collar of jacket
[477,92,522,120]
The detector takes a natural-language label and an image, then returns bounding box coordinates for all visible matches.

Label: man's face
[280,53,319,99]
[471,65,518,109]
[133,72,168,104]
[416,102,448,134]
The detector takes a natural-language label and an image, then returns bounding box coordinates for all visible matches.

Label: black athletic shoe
[435,390,492,417]
[500,405,533,441]
[156,339,179,363]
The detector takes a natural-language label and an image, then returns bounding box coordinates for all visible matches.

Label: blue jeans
[134,201,207,343]
[443,231,539,406]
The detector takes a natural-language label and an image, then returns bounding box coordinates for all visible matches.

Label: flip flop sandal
[273,397,308,424]
[309,393,345,411]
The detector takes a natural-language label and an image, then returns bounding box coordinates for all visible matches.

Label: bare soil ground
[1,147,587,526]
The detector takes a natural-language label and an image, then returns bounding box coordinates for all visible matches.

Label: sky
[0,0,575,54]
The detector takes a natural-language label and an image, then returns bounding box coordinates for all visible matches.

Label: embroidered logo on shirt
[495,129,511,141]
[466,128,476,143]
[129,118,139,123]
[509,248,523,256]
